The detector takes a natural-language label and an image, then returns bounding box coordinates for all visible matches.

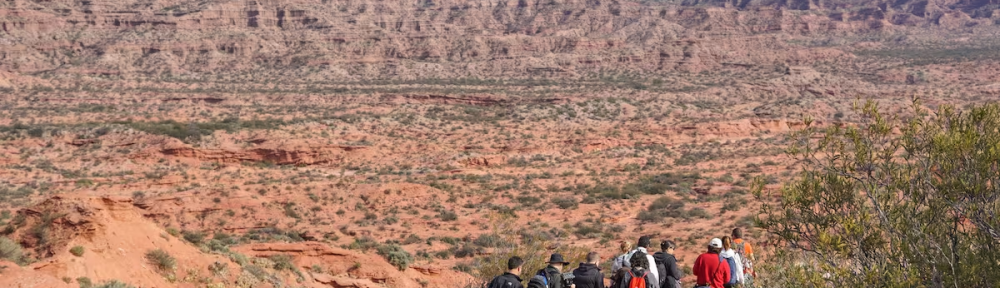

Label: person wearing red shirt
[693,238,730,288]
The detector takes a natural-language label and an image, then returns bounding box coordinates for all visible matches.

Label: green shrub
[269,254,295,271]
[70,246,85,257]
[637,196,687,223]
[283,203,301,219]
[209,261,228,276]
[437,210,458,221]
[402,234,423,245]
[241,264,269,281]
[433,250,452,259]
[754,102,1000,287]
[551,197,579,210]
[348,237,380,251]
[472,234,507,248]
[95,280,136,288]
[687,207,711,219]
[470,215,587,284]
[376,244,414,270]
[572,223,603,239]
[228,252,249,266]
[77,277,93,288]
[120,119,289,143]
[439,236,461,245]
[453,262,474,273]
[515,196,541,206]
[181,230,206,245]
[453,244,480,258]
[145,249,176,273]
[0,237,23,264]
[719,173,735,183]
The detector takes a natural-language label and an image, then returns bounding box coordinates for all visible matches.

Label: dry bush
[470,214,587,285]
[70,246,85,257]
[0,236,23,264]
[145,249,176,273]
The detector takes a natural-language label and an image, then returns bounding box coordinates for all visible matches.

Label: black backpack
[653,253,667,287]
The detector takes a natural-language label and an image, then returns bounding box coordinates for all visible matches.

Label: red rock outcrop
[3,196,236,288]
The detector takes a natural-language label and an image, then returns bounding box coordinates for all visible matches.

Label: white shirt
[623,247,659,283]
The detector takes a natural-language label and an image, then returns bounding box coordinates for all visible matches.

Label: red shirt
[693,252,730,288]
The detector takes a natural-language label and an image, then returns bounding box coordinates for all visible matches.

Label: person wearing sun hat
[528,253,576,288]
[693,238,731,288]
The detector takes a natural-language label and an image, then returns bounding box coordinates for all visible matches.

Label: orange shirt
[733,239,753,256]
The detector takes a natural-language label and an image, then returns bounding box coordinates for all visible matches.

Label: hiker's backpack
[653,256,667,287]
[627,270,648,288]
[614,254,630,270]
[622,250,638,268]
[531,269,550,288]
[721,255,738,284]
[734,240,753,272]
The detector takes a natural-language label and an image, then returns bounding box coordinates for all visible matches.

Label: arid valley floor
[2,0,1000,287]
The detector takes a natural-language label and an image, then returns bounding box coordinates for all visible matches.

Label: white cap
[709,238,723,249]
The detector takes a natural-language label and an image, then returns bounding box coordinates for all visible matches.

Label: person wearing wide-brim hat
[528,253,575,288]
[547,253,571,265]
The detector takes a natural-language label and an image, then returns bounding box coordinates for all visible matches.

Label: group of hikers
[487,228,755,288]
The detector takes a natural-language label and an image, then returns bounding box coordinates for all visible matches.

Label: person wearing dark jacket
[653,240,682,288]
[612,251,660,288]
[573,252,604,288]
[488,256,525,288]
[652,252,666,288]
[528,254,573,288]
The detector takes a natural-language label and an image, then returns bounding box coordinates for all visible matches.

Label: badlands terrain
[1,0,1000,287]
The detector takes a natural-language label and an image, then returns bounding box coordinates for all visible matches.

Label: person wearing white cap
[692,238,731,288]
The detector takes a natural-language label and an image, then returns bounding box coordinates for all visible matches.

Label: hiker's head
[708,238,723,253]
[547,253,570,271]
[661,240,676,254]
[638,236,651,248]
[722,236,734,250]
[732,228,743,239]
[508,256,524,273]
[620,240,633,253]
[586,251,600,264]
[629,251,648,269]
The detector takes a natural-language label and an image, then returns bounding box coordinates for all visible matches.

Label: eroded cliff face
[0,0,995,82]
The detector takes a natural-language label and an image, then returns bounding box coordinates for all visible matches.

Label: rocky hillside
[0,195,470,288]
[1,0,997,83]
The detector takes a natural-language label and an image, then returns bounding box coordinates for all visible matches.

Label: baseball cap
[709,238,723,249]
